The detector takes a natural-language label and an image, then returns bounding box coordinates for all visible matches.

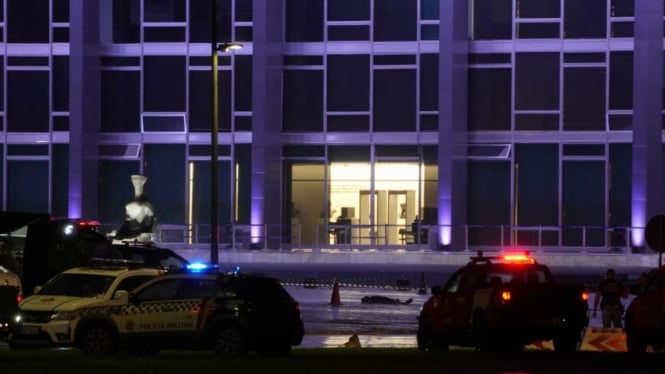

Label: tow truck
[417,251,589,352]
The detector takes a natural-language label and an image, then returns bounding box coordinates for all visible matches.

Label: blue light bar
[186,263,218,273]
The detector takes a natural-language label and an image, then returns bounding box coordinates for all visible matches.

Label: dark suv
[72,269,304,356]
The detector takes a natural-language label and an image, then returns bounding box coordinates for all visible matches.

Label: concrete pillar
[68,0,100,219]
[438,0,468,250]
[251,0,284,249]
[632,0,664,249]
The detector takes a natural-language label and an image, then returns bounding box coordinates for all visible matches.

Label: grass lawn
[1,348,662,374]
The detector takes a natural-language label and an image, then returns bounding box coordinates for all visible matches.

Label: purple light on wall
[251,199,263,244]
[438,177,452,246]
[439,204,452,245]
[632,203,645,247]
[69,188,82,219]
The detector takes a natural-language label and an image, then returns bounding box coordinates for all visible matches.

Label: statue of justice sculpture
[112,174,156,243]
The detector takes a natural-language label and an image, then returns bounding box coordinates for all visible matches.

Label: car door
[447,270,477,332]
[119,277,200,346]
[438,270,468,331]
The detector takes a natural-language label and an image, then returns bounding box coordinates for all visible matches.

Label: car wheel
[473,314,498,352]
[626,332,648,353]
[553,327,581,353]
[417,327,449,352]
[416,328,432,351]
[553,335,578,352]
[625,315,649,353]
[213,324,248,357]
[78,324,118,355]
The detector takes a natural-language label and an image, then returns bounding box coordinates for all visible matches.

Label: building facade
[1,0,663,252]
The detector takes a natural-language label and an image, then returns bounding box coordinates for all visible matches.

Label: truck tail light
[581,291,589,302]
[501,291,511,301]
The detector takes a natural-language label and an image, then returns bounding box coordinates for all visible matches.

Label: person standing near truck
[592,268,628,328]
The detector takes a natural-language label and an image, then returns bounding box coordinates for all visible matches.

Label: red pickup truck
[417,251,589,352]
[624,265,665,353]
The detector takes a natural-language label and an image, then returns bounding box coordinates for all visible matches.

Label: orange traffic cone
[330,279,341,306]
[418,272,427,295]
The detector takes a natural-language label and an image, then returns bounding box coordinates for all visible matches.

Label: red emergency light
[501,252,535,264]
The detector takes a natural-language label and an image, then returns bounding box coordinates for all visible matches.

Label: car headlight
[50,311,79,321]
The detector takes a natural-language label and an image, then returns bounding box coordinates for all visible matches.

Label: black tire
[417,323,449,352]
[626,331,649,353]
[553,326,581,353]
[553,335,578,352]
[473,313,498,352]
[77,324,118,355]
[625,314,649,353]
[416,328,431,351]
[213,324,248,357]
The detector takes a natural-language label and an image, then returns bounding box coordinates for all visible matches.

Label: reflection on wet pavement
[287,285,428,348]
[301,334,417,349]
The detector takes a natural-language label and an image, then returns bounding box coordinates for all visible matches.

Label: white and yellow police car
[9,260,163,349]
[98,266,305,356]
[14,263,304,356]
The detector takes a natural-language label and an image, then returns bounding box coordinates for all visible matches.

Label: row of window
[0,50,646,133]
[0,0,649,43]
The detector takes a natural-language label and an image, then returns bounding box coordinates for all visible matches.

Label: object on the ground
[418,272,427,294]
[361,295,413,305]
[339,334,361,348]
[330,279,341,305]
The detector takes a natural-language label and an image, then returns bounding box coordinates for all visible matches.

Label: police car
[9,260,163,349]
[79,266,304,356]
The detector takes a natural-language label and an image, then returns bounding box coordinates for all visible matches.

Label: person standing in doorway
[592,268,628,328]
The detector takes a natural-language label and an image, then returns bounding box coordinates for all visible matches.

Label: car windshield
[485,267,550,285]
[38,273,116,297]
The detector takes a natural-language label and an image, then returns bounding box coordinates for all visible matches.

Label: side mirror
[113,290,130,304]
[33,286,42,294]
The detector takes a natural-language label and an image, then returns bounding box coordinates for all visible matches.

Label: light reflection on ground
[287,285,429,348]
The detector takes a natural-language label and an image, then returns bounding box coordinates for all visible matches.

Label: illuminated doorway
[288,161,435,247]
[329,162,422,245]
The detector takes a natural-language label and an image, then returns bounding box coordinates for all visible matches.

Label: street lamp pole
[210,0,242,265]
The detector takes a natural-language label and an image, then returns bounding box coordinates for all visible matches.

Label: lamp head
[216,42,243,52]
